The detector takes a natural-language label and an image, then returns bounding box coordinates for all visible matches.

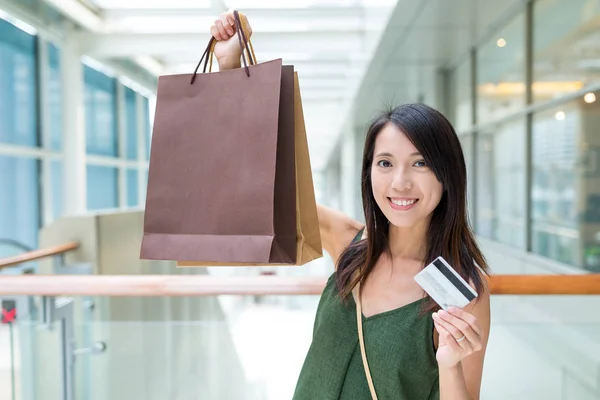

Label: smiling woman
[212,11,491,400]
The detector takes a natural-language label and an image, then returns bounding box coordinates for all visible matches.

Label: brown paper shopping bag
[141,11,297,265]
[291,72,323,264]
[177,72,322,267]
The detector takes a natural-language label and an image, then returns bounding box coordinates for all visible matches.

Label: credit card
[414,256,478,310]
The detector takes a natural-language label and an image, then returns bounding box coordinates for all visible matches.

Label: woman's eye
[413,160,428,168]
[377,160,392,168]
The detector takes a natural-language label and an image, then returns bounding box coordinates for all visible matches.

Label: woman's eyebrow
[374,152,422,157]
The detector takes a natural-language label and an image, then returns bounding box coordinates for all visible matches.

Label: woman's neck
[387,219,429,261]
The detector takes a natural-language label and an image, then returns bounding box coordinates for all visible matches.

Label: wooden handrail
[0,274,598,296]
[0,275,325,296]
[0,242,79,269]
[488,274,600,295]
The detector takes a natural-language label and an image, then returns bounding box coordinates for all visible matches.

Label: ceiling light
[497,38,507,48]
[555,111,565,120]
[584,92,597,103]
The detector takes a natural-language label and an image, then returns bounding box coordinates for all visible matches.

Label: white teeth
[391,199,416,206]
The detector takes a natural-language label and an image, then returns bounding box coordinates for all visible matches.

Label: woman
[211,11,491,400]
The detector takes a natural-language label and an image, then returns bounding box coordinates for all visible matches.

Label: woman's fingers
[220,14,234,35]
[448,307,482,336]
[215,20,229,40]
[433,310,482,352]
[433,312,469,340]
[226,13,235,26]
[434,320,462,351]
[210,25,221,41]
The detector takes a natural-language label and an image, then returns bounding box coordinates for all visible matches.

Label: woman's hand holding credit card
[414,256,477,310]
[415,257,484,367]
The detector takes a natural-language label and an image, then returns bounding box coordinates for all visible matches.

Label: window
[87,165,119,210]
[0,156,40,249]
[450,60,472,131]
[533,0,600,103]
[459,134,475,224]
[531,95,600,272]
[50,161,63,222]
[476,119,526,248]
[142,96,152,159]
[126,168,139,207]
[84,65,118,156]
[124,87,138,160]
[0,18,37,147]
[46,43,62,150]
[476,12,525,123]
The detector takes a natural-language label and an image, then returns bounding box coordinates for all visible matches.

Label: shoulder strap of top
[352,227,365,244]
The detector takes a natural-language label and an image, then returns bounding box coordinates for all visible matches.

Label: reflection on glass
[47,43,62,150]
[451,60,472,131]
[125,87,138,160]
[476,12,525,123]
[50,160,63,222]
[459,134,475,224]
[476,119,526,248]
[531,95,600,272]
[84,65,118,157]
[127,168,139,207]
[0,18,37,147]
[142,96,152,160]
[533,0,600,103]
[86,165,119,210]
[0,156,40,249]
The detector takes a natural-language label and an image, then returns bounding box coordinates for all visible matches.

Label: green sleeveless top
[292,236,440,399]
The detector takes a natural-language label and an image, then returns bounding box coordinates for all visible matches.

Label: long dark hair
[336,103,488,313]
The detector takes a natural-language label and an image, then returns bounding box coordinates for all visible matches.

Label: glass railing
[2,294,599,400]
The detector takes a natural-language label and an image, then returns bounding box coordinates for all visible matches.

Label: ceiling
[350,0,530,127]
[5,0,594,171]
[1,0,400,171]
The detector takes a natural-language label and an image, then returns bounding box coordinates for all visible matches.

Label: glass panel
[11,294,600,400]
[126,168,139,207]
[0,155,40,250]
[459,134,475,224]
[487,295,600,400]
[476,12,525,123]
[476,119,526,248]
[84,65,118,157]
[0,18,37,147]
[533,0,600,103]
[451,59,472,131]
[16,319,64,400]
[531,95,600,271]
[46,42,62,150]
[50,160,63,222]
[124,87,138,160]
[86,165,119,210]
[141,169,148,204]
[142,96,151,160]
[0,308,19,400]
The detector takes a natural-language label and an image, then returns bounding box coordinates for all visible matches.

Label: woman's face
[370,123,444,228]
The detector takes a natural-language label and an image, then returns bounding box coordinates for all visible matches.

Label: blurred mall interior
[0,0,599,399]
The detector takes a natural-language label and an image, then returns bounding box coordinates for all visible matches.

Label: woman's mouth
[388,197,419,211]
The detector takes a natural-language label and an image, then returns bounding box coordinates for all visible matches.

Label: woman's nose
[391,170,413,191]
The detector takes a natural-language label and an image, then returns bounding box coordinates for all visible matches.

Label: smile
[388,198,418,210]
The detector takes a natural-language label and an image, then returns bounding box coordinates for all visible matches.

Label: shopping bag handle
[190,10,256,84]
[206,11,256,73]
